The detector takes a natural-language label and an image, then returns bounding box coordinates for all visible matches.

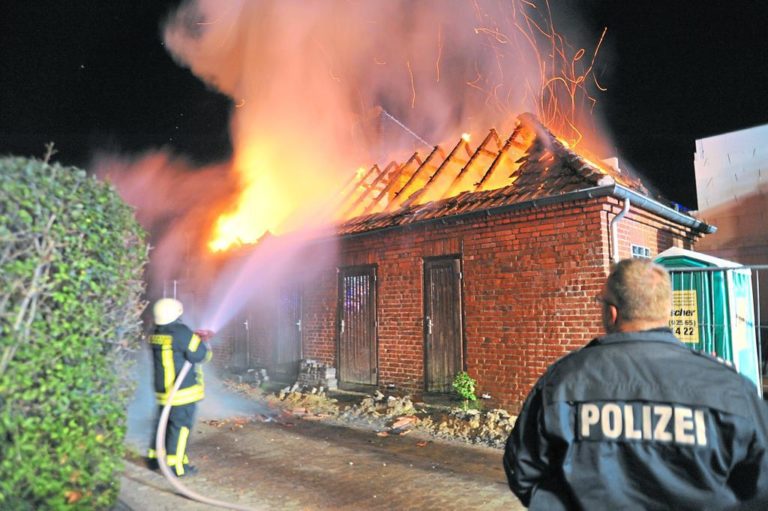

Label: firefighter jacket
[150,320,211,406]
[504,328,768,511]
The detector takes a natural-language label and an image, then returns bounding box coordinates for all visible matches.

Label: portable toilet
[655,247,761,395]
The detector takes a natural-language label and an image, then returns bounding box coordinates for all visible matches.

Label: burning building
[217,113,714,412]
[102,0,719,413]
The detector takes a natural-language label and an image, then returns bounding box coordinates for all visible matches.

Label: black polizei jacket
[149,320,211,406]
[504,328,768,510]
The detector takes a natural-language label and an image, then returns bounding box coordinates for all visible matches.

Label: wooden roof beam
[336,164,381,219]
[402,136,473,207]
[385,146,445,212]
[474,129,518,191]
[442,129,502,199]
[361,152,424,216]
[339,163,398,219]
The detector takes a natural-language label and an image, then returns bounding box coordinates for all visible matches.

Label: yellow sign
[669,290,699,344]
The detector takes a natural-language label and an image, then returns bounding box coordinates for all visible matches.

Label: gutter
[610,184,716,234]
[338,183,717,241]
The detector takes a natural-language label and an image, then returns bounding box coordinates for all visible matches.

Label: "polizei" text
[578,402,707,446]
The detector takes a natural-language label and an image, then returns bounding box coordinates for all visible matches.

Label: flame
[173,0,613,254]
[208,144,297,252]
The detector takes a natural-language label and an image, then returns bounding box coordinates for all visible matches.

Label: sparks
[406,60,416,109]
[474,26,510,44]
[435,24,443,82]
[203,0,612,253]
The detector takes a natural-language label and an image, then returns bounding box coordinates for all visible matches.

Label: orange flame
[208,144,296,252]
[194,1,610,253]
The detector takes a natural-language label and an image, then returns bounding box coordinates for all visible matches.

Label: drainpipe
[610,198,630,263]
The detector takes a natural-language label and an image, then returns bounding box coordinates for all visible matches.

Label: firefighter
[504,258,768,510]
[146,298,211,477]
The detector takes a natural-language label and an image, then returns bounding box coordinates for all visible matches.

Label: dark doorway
[337,266,378,385]
[274,286,302,381]
[424,257,464,392]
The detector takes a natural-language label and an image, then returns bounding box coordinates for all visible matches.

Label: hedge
[0,155,147,509]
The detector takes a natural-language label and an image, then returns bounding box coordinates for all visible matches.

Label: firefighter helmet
[153,298,183,325]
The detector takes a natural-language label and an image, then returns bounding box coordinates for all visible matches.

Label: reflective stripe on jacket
[150,320,210,406]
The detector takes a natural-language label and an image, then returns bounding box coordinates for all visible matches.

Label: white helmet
[153,298,183,325]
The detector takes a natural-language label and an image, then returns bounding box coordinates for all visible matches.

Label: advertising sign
[669,289,700,344]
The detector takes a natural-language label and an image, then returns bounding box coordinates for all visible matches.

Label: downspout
[610,198,631,263]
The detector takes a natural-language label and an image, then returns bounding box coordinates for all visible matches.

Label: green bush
[0,156,147,509]
[452,371,478,410]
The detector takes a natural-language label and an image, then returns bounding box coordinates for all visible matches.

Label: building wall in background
[694,122,768,345]
[695,123,768,211]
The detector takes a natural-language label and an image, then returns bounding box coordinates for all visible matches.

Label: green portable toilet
[655,247,761,395]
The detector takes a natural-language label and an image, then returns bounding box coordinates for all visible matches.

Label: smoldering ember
[7,0,768,509]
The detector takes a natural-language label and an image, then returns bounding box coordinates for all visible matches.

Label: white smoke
[162,0,548,167]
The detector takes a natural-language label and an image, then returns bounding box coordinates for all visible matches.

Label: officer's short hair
[605,258,672,322]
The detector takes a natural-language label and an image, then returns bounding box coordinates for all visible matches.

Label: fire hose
[155,360,258,511]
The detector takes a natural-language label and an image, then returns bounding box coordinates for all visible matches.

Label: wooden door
[424,257,464,392]
[338,266,377,385]
[275,287,302,379]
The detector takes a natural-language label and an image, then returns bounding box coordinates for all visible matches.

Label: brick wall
[607,198,700,260]
[291,196,706,412]
[462,202,608,411]
[301,255,338,363]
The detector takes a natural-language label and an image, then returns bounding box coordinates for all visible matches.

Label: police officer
[504,258,768,510]
[146,298,211,477]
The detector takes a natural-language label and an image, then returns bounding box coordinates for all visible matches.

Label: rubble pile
[277,385,340,418]
[296,359,338,390]
[427,408,516,447]
[339,391,516,447]
[344,391,417,417]
[331,391,419,433]
[475,408,517,446]
[221,377,517,448]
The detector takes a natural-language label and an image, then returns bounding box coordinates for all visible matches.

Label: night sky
[2,1,768,209]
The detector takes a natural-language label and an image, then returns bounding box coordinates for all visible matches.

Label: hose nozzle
[194,329,215,342]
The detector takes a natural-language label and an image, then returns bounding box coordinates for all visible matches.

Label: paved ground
[118,416,524,510]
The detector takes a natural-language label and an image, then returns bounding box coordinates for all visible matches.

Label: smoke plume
[97,0,609,328]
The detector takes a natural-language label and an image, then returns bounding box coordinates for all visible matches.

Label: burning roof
[336,113,651,236]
